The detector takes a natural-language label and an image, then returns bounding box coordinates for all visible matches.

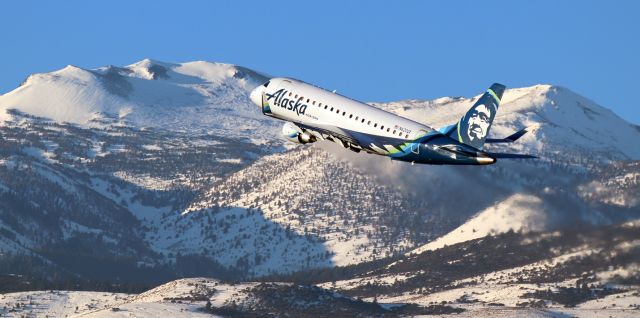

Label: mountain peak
[0,59,276,136]
[1,60,637,160]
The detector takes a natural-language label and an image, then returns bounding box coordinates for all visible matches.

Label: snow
[0,60,638,311]
[409,193,548,254]
[0,290,128,317]
[0,280,225,317]
[0,59,277,142]
[30,161,78,191]
[595,264,640,283]
[0,65,128,125]
[112,171,175,191]
[62,220,104,240]
[174,61,248,86]
[0,108,11,122]
[578,175,640,207]
[578,290,640,310]
[216,158,242,164]
[141,144,163,151]
[89,176,171,224]
[22,146,57,163]
[323,227,375,266]
[5,59,636,165]
[1,273,638,318]
[374,279,640,317]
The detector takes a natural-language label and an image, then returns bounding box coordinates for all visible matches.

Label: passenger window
[295,94,298,98]
[355,116,359,120]
[387,128,390,132]
[393,130,397,134]
[336,109,339,114]
[361,118,365,123]
[330,107,334,111]
[324,105,328,109]
[288,92,292,96]
[367,120,371,125]
[374,123,377,127]
[405,133,409,138]
[319,103,322,107]
[342,111,346,116]
[306,99,310,103]
[312,101,316,105]
[381,126,384,130]
[349,114,353,118]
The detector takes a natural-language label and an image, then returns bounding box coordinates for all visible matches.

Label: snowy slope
[316,220,640,317]
[0,59,638,283]
[409,193,549,254]
[2,60,638,160]
[4,221,640,318]
[0,59,276,140]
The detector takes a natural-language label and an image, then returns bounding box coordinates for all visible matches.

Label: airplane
[249,78,535,165]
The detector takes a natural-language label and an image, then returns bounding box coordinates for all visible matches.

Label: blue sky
[2,1,639,123]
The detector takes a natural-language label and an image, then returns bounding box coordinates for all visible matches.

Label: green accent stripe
[456,119,463,142]
[387,145,400,154]
[488,89,501,103]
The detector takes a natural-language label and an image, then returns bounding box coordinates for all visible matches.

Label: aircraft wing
[296,121,442,155]
[294,122,362,146]
[485,127,530,143]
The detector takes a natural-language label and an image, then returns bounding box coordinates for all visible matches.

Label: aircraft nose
[250,85,265,107]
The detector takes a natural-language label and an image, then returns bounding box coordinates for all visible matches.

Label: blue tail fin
[446,83,505,149]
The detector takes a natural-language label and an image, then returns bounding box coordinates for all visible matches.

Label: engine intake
[297,131,316,144]
[281,122,316,144]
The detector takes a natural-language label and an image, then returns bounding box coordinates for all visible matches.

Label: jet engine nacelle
[282,122,316,144]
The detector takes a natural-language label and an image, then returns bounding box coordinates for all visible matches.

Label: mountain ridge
[0,59,637,285]
[2,59,638,163]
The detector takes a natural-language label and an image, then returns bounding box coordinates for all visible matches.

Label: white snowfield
[1,276,638,317]
[0,59,278,141]
[0,59,638,318]
[0,279,231,317]
[371,253,640,317]
[0,59,638,276]
[2,59,638,167]
[408,193,548,255]
[2,59,638,161]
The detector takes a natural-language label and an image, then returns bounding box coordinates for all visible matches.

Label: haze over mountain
[0,59,638,316]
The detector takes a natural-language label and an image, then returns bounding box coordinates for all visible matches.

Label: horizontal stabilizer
[487,153,537,159]
[486,127,530,143]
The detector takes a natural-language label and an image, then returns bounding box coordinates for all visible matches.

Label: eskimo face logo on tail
[467,104,491,141]
[265,89,307,116]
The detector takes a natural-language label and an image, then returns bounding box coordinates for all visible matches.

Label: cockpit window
[262,81,270,88]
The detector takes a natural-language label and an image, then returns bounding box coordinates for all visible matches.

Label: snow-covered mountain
[0,59,638,286]
[3,220,639,317]
[0,59,276,139]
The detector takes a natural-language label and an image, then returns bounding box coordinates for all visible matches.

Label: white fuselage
[251,77,434,152]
